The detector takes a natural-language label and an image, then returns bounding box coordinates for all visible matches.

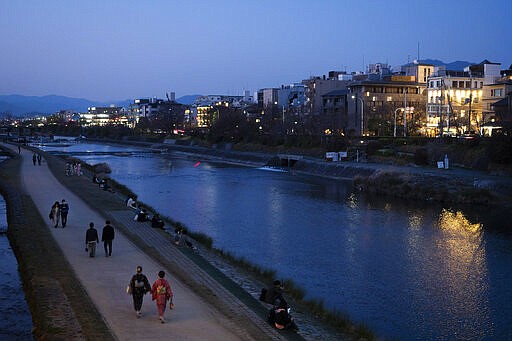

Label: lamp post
[352,95,364,136]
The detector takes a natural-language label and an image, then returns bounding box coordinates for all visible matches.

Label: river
[44,142,512,340]
[0,194,34,340]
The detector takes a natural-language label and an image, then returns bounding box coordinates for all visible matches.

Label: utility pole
[403,86,407,137]
[468,79,473,133]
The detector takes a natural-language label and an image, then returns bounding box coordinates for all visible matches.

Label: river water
[45,142,512,340]
[0,195,34,340]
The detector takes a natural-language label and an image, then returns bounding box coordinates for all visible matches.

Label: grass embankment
[0,146,114,341]
[354,170,494,205]
[56,152,375,340]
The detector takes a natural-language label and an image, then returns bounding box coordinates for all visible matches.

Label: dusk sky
[1,0,511,102]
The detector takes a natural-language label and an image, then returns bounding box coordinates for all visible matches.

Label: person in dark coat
[85,222,99,257]
[59,199,69,227]
[151,214,164,229]
[264,280,287,307]
[101,220,115,257]
[129,266,151,318]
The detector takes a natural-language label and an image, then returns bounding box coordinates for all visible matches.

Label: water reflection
[0,197,34,340]
[426,209,490,340]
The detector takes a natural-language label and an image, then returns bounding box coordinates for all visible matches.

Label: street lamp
[352,95,364,136]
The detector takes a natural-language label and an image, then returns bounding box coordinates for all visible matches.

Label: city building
[426,60,501,136]
[82,106,125,126]
[277,83,306,109]
[320,89,350,135]
[348,77,426,136]
[401,60,435,84]
[302,75,350,115]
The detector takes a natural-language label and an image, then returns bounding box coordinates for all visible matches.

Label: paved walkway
[14,145,282,340]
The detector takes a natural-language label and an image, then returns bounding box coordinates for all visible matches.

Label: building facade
[349,78,426,136]
[426,60,501,136]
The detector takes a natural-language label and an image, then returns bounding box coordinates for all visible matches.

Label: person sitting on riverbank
[98,178,114,192]
[267,304,298,331]
[260,280,287,307]
[134,206,148,222]
[173,228,183,246]
[151,214,164,229]
[126,196,137,209]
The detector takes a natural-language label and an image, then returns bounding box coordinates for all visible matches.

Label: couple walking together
[129,267,174,323]
[49,199,69,228]
[84,220,115,257]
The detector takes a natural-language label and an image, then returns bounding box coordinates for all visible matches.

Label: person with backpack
[151,270,173,323]
[129,266,151,318]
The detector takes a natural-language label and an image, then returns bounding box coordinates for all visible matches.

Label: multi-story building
[482,72,512,118]
[256,88,279,107]
[348,76,426,136]
[194,95,247,108]
[277,83,306,109]
[302,75,350,115]
[82,106,124,126]
[401,61,435,84]
[426,60,501,136]
[320,89,350,135]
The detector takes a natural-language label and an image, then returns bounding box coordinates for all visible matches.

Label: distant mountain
[417,59,473,71]
[0,95,132,116]
[176,94,202,105]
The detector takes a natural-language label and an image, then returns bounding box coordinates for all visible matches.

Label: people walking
[151,270,173,323]
[37,154,42,165]
[49,201,60,228]
[129,266,151,318]
[85,222,99,257]
[32,153,37,166]
[59,199,69,227]
[101,220,115,257]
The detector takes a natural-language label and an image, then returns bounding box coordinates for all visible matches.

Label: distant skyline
[1,0,511,102]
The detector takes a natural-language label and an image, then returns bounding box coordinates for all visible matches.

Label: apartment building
[426,60,501,136]
[348,77,426,136]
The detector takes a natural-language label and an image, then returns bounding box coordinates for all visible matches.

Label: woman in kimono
[129,266,151,318]
[49,201,60,228]
[151,270,173,323]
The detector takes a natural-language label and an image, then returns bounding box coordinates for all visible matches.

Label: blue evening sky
[1,0,511,101]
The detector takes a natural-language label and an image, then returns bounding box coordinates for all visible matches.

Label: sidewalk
[15,146,283,340]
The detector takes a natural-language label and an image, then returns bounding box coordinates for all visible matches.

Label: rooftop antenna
[417,42,420,62]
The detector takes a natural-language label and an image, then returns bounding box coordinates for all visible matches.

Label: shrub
[366,140,383,156]
[414,148,429,165]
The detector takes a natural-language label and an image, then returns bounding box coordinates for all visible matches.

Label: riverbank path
[12,145,273,340]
